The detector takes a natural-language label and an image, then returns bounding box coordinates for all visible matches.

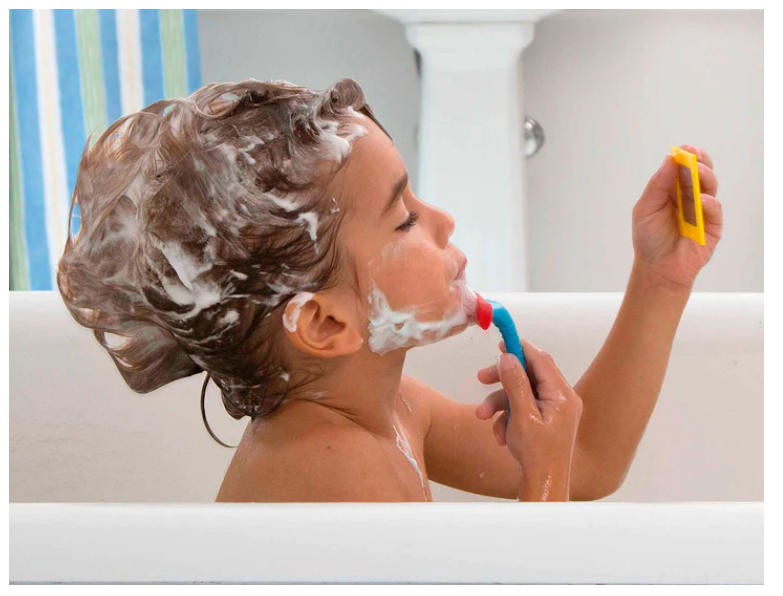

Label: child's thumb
[639,155,678,211]
[498,353,537,419]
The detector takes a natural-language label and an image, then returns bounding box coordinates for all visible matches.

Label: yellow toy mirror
[671,146,706,246]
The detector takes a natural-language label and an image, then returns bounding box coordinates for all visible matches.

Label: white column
[407,22,535,292]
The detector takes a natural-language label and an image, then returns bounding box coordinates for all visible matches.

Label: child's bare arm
[403,376,601,501]
[568,266,691,494]
[569,145,722,494]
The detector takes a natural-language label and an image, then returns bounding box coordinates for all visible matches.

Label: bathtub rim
[10,501,763,585]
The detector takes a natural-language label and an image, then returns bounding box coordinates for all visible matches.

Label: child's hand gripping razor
[472,293,528,420]
[471,292,584,500]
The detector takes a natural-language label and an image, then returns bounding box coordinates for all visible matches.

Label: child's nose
[431,205,455,248]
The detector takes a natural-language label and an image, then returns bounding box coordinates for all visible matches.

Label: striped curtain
[10,9,202,290]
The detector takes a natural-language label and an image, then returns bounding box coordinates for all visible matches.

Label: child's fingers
[699,194,724,236]
[498,353,540,420]
[517,338,566,395]
[696,162,718,198]
[477,363,499,385]
[477,363,500,385]
[483,338,555,390]
[476,341,508,385]
[518,337,540,356]
[476,389,508,420]
[640,155,677,213]
[679,144,714,170]
[492,411,509,446]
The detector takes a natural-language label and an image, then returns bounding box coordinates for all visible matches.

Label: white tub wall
[197,9,763,293]
[9,292,762,503]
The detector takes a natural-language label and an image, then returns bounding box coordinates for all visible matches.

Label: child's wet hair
[57,78,386,439]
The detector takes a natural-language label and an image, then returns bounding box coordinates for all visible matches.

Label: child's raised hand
[631,145,723,290]
[476,339,583,501]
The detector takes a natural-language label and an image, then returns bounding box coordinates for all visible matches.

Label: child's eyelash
[397,211,419,232]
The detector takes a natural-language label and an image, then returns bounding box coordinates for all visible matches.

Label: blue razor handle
[487,300,526,372]
[487,300,527,422]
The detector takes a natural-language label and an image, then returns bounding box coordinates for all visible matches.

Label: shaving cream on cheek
[365,284,469,356]
[364,237,479,355]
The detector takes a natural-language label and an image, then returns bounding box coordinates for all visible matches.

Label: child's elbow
[570,479,621,501]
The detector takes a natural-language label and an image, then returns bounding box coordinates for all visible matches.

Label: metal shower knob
[524,117,545,158]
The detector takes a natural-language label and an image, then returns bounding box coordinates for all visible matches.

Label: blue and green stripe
[11,9,50,291]
[10,59,30,291]
[9,9,202,290]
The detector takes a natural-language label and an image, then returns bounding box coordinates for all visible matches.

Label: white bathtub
[9,291,763,583]
[10,502,762,584]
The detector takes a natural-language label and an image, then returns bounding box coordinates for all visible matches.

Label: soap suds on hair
[57,77,383,425]
[266,191,302,213]
[295,211,319,244]
[218,310,239,327]
[156,240,213,291]
[345,106,366,120]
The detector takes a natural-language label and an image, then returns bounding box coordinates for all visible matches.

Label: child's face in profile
[333,117,473,355]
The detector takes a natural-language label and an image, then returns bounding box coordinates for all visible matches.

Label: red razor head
[475,293,493,330]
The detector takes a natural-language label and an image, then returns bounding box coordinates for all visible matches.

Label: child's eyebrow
[381,172,409,217]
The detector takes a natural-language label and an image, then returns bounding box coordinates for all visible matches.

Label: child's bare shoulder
[398,374,446,429]
[217,404,408,502]
[400,374,443,400]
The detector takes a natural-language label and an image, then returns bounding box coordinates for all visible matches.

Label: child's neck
[289,348,406,438]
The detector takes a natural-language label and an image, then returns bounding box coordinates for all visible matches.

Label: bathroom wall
[198,9,763,292]
[524,9,763,292]
[197,9,421,189]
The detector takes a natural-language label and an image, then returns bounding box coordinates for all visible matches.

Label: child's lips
[453,256,468,282]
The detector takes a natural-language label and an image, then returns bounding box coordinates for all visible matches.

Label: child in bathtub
[58,79,723,502]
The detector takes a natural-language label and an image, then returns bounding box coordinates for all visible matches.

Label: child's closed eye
[396,211,419,232]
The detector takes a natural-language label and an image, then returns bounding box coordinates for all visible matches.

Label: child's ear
[282,291,363,357]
